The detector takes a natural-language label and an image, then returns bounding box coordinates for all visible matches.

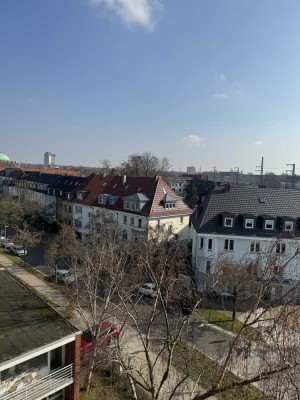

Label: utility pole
[256,157,264,186]
[286,164,296,189]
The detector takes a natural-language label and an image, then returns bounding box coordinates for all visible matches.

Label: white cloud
[183,135,206,148]
[215,72,226,81]
[89,0,163,29]
[253,141,263,146]
[213,93,228,100]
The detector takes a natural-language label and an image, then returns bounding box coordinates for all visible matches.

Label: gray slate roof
[0,270,79,363]
[192,186,300,237]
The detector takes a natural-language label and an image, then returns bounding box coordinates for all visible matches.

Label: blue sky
[1,0,300,173]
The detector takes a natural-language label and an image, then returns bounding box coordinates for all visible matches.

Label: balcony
[0,364,73,400]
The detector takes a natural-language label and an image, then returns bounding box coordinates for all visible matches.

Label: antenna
[212,166,217,182]
[286,163,296,189]
[256,156,264,186]
[234,167,240,185]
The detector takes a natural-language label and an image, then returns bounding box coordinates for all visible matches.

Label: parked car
[10,245,27,256]
[81,321,119,352]
[44,270,75,285]
[1,238,14,249]
[135,282,157,298]
[56,269,75,285]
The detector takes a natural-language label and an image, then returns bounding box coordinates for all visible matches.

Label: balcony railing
[0,364,73,400]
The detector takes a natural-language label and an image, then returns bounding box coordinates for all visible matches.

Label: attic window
[162,188,166,194]
[165,202,175,209]
[137,187,142,192]
[77,192,83,200]
[265,220,274,230]
[113,184,118,189]
[259,197,266,204]
[285,221,294,231]
[245,219,254,229]
[224,217,233,227]
[125,185,129,190]
[102,182,107,187]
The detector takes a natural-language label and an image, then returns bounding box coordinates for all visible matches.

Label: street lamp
[4,225,8,241]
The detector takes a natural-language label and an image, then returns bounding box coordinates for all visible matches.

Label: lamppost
[4,225,8,241]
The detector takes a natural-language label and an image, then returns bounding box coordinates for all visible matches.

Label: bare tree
[119,152,171,179]
[0,195,23,232]
[45,220,300,399]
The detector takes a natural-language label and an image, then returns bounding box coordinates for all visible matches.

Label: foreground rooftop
[0,269,78,363]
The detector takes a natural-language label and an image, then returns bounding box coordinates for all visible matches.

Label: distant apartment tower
[187,166,196,175]
[44,152,56,167]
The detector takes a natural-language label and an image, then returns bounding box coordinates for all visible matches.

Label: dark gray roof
[124,193,149,202]
[192,186,300,237]
[0,270,79,363]
[20,172,60,185]
[49,175,86,191]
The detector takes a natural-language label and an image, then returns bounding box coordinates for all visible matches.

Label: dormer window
[245,219,254,229]
[77,192,83,200]
[165,202,176,209]
[285,221,294,231]
[265,219,274,230]
[224,217,233,227]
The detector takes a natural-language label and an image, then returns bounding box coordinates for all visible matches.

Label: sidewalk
[0,253,214,400]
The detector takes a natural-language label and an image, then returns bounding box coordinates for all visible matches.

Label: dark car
[81,321,119,352]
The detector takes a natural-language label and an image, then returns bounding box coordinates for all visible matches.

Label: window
[224,239,234,251]
[123,230,127,240]
[245,219,254,229]
[74,219,82,228]
[250,241,260,253]
[138,219,142,228]
[200,237,204,249]
[285,221,294,231]
[180,216,184,224]
[168,225,172,233]
[224,217,233,227]
[77,192,83,200]
[135,203,139,211]
[265,219,274,230]
[68,206,71,213]
[125,201,130,209]
[130,202,134,210]
[50,347,62,371]
[75,205,82,214]
[1,353,48,382]
[276,243,286,254]
[274,265,284,276]
[208,238,213,251]
[130,217,134,225]
[206,260,211,274]
[123,215,127,224]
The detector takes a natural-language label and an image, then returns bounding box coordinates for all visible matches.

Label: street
[4,226,55,275]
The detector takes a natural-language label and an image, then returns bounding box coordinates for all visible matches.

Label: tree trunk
[232,290,237,321]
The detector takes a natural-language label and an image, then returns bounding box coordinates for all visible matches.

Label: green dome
[0,152,10,161]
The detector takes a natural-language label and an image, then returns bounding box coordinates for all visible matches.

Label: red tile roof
[72,175,192,218]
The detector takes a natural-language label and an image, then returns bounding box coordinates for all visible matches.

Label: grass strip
[194,308,257,338]
[173,341,264,400]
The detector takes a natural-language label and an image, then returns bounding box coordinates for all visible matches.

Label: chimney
[122,175,126,186]
[224,184,230,193]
